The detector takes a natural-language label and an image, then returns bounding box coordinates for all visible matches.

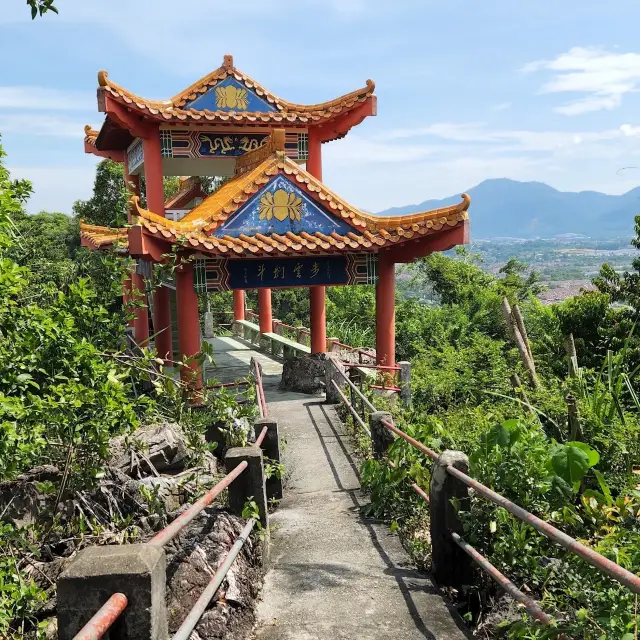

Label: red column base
[233,290,246,322]
[310,286,327,354]
[176,264,202,390]
[153,285,173,363]
[258,288,272,334]
[376,256,396,367]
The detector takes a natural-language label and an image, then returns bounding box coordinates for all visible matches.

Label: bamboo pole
[566,393,583,441]
[564,333,578,378]
[512,304,533,361]
[502,298,540,389]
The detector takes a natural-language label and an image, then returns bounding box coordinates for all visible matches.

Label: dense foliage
[262,235,639,636]
[0,146,252,637]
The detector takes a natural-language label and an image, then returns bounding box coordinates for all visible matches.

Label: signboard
[193,254,377,293]
[230,256,348,289]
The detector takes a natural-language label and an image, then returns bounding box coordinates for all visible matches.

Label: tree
[497,258,544,301]
[26,0,57,19]
[72,160,128,228]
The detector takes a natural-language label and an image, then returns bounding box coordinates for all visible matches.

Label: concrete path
[254,394,470,639]
[204,335,282,392]
[207,337,469,639]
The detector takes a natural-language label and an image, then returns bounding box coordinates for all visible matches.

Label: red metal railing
[252,359,267,418]
[382,419,439,461]
[343,362,400,371]
[255,424,268,447]
[341,361,401,392]
[328,362,640,622]
[72,593,128,640]
[445,463,640,594]
[149,462,248,546]
[377,419,640,607]
[331,379,370,435]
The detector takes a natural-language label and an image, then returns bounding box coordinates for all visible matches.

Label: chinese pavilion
[81,54,470,387]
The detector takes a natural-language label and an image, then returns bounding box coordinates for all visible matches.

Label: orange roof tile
[83,129,469,259]
[97,54,375,128]
[131,135,470,237]
[80,221,128,251]
[84,125,99,147]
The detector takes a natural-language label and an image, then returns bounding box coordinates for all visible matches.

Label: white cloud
[523,47,640,115]
[0,86,92,110]
[322,121,640,209]
[491,102,512,112]
[0,114,86,137]
[382,122,624,153]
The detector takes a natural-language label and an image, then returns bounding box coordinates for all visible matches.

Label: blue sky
[3,0,640,213]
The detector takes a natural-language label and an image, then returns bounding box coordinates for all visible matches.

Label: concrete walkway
[255,397,470,639]
[208,336,469,639]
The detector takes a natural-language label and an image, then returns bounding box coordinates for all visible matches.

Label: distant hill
[376,178,640,239]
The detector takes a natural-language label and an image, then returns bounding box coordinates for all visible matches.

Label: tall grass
[326,318,374,348]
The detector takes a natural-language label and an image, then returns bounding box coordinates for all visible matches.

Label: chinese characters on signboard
[228,256,349,289]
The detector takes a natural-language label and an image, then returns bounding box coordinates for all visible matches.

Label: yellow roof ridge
[84,124,99,146]
[97,54,375,118]
[131,146,471,235]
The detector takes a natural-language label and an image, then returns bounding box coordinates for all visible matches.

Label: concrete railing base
[57,543,167,640]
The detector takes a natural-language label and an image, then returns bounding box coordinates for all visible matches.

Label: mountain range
[376,179,640,239]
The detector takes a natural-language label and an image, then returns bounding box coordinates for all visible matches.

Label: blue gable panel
[184,77,278,113]
[213,175,355,238]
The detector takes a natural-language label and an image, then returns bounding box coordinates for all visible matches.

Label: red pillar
[310,286,327,354]
[142,130,165,216]
[152,285,173,363]
[258,288,272,334]
[307,127,327,353]
[307,128,323,180]
[376,254,396,367]
[233,290,245,322]
[176,263,202,389]
[130,271,149,347]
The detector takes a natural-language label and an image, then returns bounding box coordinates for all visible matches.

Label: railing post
[369,411,393,459]
[325,356,346,404]
[326,336,339,353]
[296,327,307,346]
[430,450,473,588]
[225,447,268,527]
[203,310,215,338]
[271,319,283,357]
[398,361,412,407]
[254,418,283,501]
[57,543,167,640]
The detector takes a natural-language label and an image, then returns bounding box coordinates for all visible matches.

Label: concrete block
[254,418,283,501]
[398,361,412,407]
[57,543,167,640]
[369,411,393,459]
[203,311,215,338]
[225,446,268,527]
[429,450,473,588]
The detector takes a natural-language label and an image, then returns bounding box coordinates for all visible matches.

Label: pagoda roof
[81,131,469,259]
[96,54,376,133]
[80,222,128,251]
